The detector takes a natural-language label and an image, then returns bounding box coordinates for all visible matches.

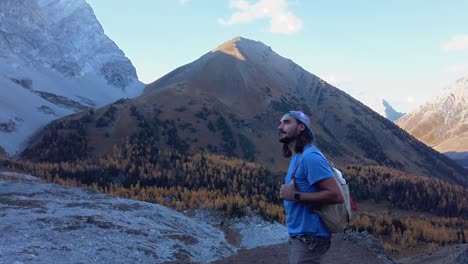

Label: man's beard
[279,134,296,144]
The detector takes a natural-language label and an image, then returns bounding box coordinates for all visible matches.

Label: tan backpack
[313,162,353,233]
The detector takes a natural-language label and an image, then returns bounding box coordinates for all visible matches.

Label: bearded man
[278,111,344,264]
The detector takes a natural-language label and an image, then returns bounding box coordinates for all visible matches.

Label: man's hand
[280,184,296,201]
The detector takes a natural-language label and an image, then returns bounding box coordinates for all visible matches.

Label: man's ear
[298,123,305,133]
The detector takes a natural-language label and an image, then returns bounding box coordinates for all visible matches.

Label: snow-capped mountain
[0,0,144,156]
[365,97,405,121]
[334,87,405,121]
[396,75,468,167]
[381,99,405,121]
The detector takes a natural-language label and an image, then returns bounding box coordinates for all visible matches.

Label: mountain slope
[0,0,144,156]
[21,37,467,185]
[396,76,468,168]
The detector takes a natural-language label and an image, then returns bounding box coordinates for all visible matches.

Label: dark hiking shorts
[289,234,331,264]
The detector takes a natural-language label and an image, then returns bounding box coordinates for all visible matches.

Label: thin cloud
[218,0,303,34]
[322,73,353,87]
[446,63,468,74]
[441,34,468,52]
[180,0,190,6]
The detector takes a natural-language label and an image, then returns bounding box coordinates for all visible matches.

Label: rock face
[0,0,139,89]
[0,172,236,263]
[0,0,144,156]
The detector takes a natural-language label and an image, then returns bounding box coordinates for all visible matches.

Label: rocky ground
[211,231,398,264]
[0,172,235,263]
[193,210,397,264]
[1,171,466,264]
[398,244,468,264]
[191,210,289,249]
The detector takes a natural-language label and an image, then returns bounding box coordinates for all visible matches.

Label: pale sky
[86,0,468,113]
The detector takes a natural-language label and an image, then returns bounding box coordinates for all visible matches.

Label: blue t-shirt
[284,144,333,237]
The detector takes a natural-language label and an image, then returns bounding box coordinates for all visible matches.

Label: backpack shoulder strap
[323,154,336,171]
[290,154,302,187]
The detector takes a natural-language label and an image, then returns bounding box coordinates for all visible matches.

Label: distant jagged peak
[444,74,468,100]
[452,74,468,87]
[359,95,405,121]
[212,36,246,60]
[382,99,405,121]
[412,74,468,114]
[402,75,468,117]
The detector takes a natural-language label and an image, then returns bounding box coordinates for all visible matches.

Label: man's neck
[289,141,297,154]
[290,141,312,154]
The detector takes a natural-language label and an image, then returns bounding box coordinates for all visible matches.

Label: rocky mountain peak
[146,36,317,116]
[211,36,278,64]
[0,0,144,156]
[395,74,468,168]
[450,75,468,91]
[212,36,246,60]
[443,75,468,107]
[399,74,467,123]
[0,0,139,90]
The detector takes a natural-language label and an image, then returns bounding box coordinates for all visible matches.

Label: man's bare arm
[280,177,344,204]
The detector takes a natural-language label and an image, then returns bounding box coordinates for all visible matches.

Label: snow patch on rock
[193,209,288,249]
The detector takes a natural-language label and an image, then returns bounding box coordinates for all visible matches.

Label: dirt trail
[212,233,397,264]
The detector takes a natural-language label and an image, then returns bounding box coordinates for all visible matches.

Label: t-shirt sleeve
[302,152,334,185]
